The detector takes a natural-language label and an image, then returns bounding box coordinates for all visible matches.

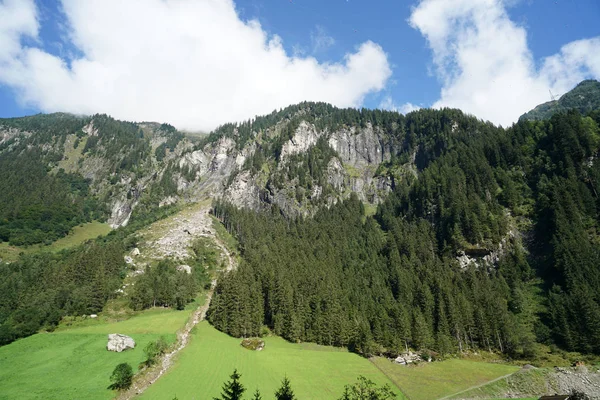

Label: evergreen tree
[214,369,246,400]
[275,377,296,400]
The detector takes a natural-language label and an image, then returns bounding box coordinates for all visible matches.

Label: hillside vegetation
[209,108,600,360]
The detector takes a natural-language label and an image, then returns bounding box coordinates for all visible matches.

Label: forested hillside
[0,113,186,246]
[208,108,600,358]
[1,81,599,363]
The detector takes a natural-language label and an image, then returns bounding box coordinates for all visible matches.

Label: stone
[393,351,421,365]
[90,314,98,319]
[177,264,192,274]
[124,256,134,264]
[131,248,140,256]
[241,338,265,351]
[107,334,135,352]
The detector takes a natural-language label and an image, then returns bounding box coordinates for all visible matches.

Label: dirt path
[116,205,236,400]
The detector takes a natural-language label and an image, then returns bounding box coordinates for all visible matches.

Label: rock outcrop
[107,334,136,352]
[393,351,429,365]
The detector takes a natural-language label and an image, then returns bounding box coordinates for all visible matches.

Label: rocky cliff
[0,103,449,226]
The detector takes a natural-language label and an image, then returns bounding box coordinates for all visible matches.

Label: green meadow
[0,307,192,400]
[0,221,111,262]
[0,308,533,400]
[371,357,520,400]
[139,321,406,400]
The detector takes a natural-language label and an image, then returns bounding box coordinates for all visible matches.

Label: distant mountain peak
[520,79,600,121]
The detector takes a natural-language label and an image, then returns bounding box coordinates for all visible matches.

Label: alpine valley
[1,80,600,400]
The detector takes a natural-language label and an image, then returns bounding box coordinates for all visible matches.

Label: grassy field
[371,357,520,400]
[0,306,194,400]
[447,368,551,400]
[139,321,406,400]
[0,221,111,262]
[50,221,112,251]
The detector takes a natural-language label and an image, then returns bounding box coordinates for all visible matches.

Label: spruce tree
[275,377,296,400]
[214,369,245,400]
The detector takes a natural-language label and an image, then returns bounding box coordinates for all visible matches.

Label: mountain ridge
[520,79,600,121]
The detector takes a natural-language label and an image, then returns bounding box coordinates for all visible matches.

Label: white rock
[124,256,134,264]
[177,265,192,274]
[131,248,140,256]
[280,121,321,160]
[107,334,135,352]
[393,351,421,365]
[90,314,98,319]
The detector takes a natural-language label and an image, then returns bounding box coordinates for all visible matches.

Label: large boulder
[107,334,135,352]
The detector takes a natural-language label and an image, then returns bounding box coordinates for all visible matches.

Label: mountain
[520,79,600,121]
[1,80,600,362]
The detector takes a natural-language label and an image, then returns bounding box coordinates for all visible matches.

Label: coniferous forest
[208,109,600,358]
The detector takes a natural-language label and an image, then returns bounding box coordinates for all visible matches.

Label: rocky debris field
[131,203,228,265]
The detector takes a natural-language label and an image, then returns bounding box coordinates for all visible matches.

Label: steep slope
[207,104,600,360]
[520,79,600,121]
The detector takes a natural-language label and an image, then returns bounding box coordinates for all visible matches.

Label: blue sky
[0,0,599,131]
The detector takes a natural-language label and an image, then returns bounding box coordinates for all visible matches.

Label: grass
[51,221,112,251]
[139,321,406,400]
[447,368,553,400]
[0,306,195,400]
[57,135,87,172]
[0,221,111,262]
[371,357,520,400]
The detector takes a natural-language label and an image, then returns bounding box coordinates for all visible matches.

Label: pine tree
[252,389,263,400]
[214,369,245,400]
[338,376,397,400]
[275,377,296,400]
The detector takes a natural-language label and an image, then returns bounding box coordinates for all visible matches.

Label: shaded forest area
[0,114,103,246]
[0,204,187,346]
[209,109,600,358]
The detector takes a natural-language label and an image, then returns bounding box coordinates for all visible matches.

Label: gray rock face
[280,121,320,160]
[328,124,391,167]
[223,170,262,211]
[107,334,135,352]
[2,111,405,226]
[211,121,401,216]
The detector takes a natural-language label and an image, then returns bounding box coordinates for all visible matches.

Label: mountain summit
[520,79,600,121]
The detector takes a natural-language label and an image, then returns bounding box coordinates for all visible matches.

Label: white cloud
[0,0,38,63]
[409,0,600,126]
[311,26,335,53]
[0,0,391,131]
[379,95,420,114]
